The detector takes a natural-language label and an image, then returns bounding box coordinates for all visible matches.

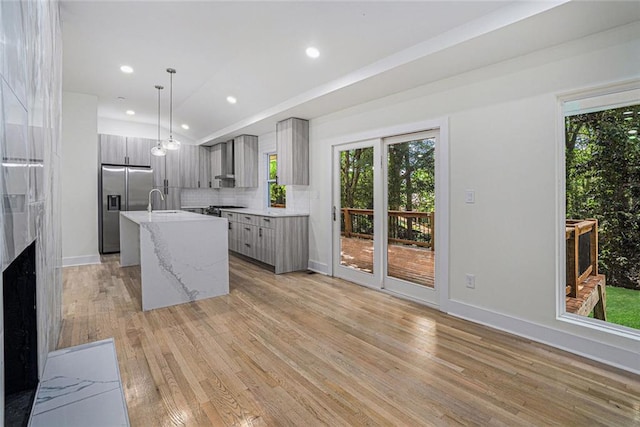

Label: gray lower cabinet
[257,226,275,266]
[222,211,308,274]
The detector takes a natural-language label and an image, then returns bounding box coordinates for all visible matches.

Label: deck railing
[341,208,434,250]
[565,219,598,297]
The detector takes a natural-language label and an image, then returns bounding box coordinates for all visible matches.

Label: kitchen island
[119,210,228,311]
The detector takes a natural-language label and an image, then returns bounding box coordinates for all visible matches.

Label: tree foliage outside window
[565,103,640,290]
[268,154,286,208]
[387,138,435,212]
[339,139,435,212]
[339,140,435,242]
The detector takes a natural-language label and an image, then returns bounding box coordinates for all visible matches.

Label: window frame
[266,152,286,209]
[556,79,640,340]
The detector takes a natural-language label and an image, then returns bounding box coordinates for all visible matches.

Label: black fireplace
[3,241,38,427]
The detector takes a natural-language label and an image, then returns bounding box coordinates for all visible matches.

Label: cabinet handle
[244,227,250,231]
[197,180,200,188]
[263,218,270,222]
[228,223,231,230]
[259,228,262,237]
[245,243,251,247]
[245,216,251,221]
[209,181,212,188]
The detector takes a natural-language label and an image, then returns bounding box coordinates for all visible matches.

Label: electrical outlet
[465,190,475,204]
[465,274,476,289]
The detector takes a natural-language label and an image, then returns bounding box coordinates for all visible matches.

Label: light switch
[465,274,476,289]
[465,189,475,204]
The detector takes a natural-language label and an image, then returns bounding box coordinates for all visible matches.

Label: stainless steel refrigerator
[99,165,153,254]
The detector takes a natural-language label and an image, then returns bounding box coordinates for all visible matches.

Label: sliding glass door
[332,129,444,307]
[383,131,439,304]
[332,140,380,288]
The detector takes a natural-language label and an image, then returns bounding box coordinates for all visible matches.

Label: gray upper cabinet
[150,151,166,187]
[276,118,309,185]
[126,137,152,166]
[164,149,181,188]
[179,144,199,188]
[99,134,127,165]
[99,134,152,166]
[198,146,211,188]
[210,144,222,189]
[234,135,258,188]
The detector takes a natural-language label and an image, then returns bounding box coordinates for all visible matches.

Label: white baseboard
[62,254,101,267]
[447,299,640,375]
[308,260,329,275]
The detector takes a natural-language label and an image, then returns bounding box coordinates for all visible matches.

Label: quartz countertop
[30,338,129,426]
[120,210,222,225]
[219,208,309,217]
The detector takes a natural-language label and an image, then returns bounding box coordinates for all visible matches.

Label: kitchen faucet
[147,188,164,213]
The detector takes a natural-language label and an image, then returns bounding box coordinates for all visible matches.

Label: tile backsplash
[181,186,309,213]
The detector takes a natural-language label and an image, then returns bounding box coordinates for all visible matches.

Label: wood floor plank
[58,254,640,426]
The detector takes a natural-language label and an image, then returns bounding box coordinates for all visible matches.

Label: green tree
[566,104,640,289]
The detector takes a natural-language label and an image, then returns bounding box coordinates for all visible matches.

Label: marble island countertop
[219,208,309,217]
[120,210,224,224]
[119,210,229,311]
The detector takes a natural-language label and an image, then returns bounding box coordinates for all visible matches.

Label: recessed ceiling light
[306,47,320,58]
[120,65,134,74]
[126,110,135,115]
[226,96,237,104]
[181,124,190,130]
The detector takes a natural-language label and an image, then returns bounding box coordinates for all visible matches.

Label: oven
[204,205,245,217]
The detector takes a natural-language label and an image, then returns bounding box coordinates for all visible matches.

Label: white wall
[61,92,100,265]
[98,117,195,145]
[307,23,640,372]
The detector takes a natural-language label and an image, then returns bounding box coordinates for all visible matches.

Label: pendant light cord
[156,85,162,143]
[167,68,176,140]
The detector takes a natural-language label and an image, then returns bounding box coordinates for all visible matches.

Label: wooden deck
[340,237,434,287]
[566,274,606,319]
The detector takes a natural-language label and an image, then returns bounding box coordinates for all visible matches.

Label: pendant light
[162,68,180,150]
[151,85,166,157]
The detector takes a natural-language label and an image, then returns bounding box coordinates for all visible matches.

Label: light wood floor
[59,255,640,426]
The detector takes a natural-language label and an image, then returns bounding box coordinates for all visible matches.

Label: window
[267,153,286,208]
[562,85,640,333]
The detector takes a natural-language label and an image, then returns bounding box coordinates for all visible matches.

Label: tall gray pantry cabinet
[150,147,181,210]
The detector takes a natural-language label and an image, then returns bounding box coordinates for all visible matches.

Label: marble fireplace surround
[1,0,64,422]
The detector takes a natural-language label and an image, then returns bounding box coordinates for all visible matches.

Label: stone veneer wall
[0,0,63,419]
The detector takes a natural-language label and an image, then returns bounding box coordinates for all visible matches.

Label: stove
[205,205,245,217]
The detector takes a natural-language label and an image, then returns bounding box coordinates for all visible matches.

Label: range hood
[214,140,235,180]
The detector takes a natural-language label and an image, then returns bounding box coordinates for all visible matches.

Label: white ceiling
[61,1,640,145]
